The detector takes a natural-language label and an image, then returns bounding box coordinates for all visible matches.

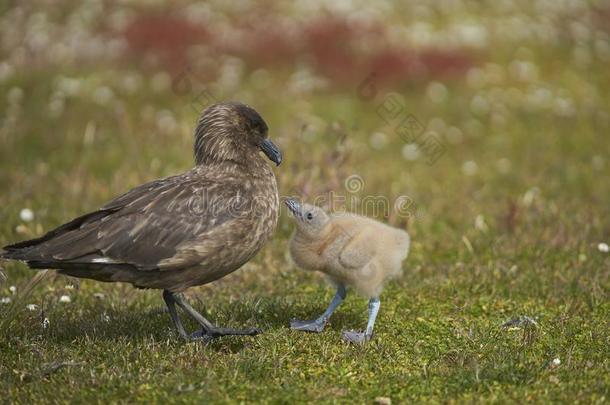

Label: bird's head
[194,101,282,167]
[285,198,330,237]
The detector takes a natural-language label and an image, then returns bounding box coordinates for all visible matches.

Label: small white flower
[9,285,17,294]
[369,132,388,150]
[598,243,609,253]
[427,81,448,103]
[462,160,478,176]
[470,95,489,115]
[552,358,561,366]
[402,144,420,161]
[1,297,11,304]
[59,295,71,303]
[93,292,105,299]
[26,304,38,311]
[19,208,34,222]
[65,284,75,290]
[42,317,50,329]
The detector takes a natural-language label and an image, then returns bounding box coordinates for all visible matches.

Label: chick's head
[285,199,329,238]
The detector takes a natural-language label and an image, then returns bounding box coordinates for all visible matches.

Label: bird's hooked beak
[284,198,302,217]
[260,138,282,166]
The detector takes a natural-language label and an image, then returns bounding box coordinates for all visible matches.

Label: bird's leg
[171,292,259,340]
[291,285,346,333]
[162,290,188,340]
[343,297,380,344]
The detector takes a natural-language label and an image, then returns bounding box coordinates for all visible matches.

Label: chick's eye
[306,213,313,220]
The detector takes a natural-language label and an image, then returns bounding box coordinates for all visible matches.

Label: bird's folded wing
[337,228,376,269]
[3,174,252,271]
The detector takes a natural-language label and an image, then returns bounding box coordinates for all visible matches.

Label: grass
[1,1,609,403]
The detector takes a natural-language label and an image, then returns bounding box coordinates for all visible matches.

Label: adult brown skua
[285,199,410,344]
[1,101,282,341]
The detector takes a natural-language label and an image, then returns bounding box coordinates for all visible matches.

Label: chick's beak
[284,198,302,217]
[260,138,282,166]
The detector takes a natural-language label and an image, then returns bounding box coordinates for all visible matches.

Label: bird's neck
[197,153,272,177]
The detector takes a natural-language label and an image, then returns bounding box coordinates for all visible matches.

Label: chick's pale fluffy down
[289,213,410,298]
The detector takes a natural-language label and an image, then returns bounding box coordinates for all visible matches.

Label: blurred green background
[0,0,609,403]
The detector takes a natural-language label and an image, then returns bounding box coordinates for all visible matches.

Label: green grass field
[1,1,609,403]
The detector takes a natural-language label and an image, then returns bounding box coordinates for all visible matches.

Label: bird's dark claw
[189,327,261,342]
[190,329,215,342]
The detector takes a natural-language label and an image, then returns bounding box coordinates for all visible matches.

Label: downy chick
[285,198,410,344]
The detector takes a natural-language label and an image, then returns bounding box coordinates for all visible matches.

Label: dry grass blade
[0,270,50,334]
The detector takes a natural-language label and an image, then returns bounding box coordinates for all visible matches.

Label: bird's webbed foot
[342,329,373,344]
[290,318,327,333]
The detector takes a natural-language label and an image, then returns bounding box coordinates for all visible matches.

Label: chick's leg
[291,285,346,333]
[170,292,260,341]
[343,297,380,344]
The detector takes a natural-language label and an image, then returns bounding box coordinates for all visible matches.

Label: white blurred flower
[288,67,328,94]
[509,60,539,82]
[20,208,34,222]
[470,95,489,115]
[59,295,71,303]
[156,110,178,134]
[42,317,50,329]
[9,285,16,294]
[0,62,14,82]
[553,98,576,117]
[402,144,420,161]
[462,160,478,176]
[26,304,38,311]
[369,132,388,150]
[57,77,81,96]
[93,292,105,299]
[122,73,143,95]
[454,23,488,48]
[598,243,609,253]
[426,82,448,103]
[552,358,561,367]
[1,297,11,304]
[93,86,114,106]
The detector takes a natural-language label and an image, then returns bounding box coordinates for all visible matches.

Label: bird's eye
[306,213,313,220]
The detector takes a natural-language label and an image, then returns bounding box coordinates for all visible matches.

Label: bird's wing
[337,226,376,269]
[2,173,253,271]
